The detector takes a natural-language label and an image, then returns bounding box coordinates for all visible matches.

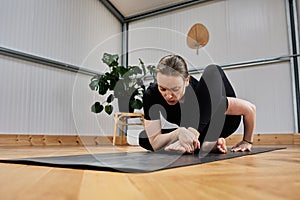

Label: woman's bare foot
[214,138,227,153]
[202,138,227,153]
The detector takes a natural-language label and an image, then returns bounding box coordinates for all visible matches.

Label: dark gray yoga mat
[0,147,284,173]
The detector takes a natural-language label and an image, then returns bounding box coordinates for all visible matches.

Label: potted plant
[89,53,156,115]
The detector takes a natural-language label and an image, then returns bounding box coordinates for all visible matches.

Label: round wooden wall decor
[187,23,209,54]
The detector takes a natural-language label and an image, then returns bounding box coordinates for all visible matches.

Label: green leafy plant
[89,53,156,115]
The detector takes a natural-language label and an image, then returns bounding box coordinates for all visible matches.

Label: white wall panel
[298,0,300,36]
[0,0,121,71]
[225,0,288,63]
[0,0,122,135]
[128,0,288,68]
[128,0,295,133]
[0,54,118,136]
[226,63,294,133]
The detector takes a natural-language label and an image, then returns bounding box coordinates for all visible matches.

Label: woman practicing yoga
[139,55,256,153]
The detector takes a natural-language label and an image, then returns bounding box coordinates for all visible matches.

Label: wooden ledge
[225,133,300,145]
[0,133,299,147]
[0,135,121,147]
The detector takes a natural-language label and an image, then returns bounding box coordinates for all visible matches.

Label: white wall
[298,0,300,36]
[128,0,295,133]
[0,0,122,135]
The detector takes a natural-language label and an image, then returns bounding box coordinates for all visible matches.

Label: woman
[139,55,256,154]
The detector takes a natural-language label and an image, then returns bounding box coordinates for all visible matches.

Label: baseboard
[0,134,299,147]
[0,135,119,146]
[225,133,299,145]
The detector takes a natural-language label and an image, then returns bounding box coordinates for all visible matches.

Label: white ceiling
[109,0,188,17]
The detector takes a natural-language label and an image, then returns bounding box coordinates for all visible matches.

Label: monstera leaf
[91,102,104,113]
[102,53,119,67]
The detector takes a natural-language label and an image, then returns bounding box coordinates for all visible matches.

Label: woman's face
[157,73,189,105]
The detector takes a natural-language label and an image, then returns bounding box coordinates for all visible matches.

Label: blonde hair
[156,55,189,79]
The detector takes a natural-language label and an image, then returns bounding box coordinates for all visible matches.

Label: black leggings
[139,65,241,151]
[197,65,241,144]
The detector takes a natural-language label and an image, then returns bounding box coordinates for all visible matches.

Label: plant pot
[118,96,134,113]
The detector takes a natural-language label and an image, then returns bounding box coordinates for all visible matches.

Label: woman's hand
[164,140,186,153]
[231,140,252,152]
[177,127,200,153]
[187,127,200,150]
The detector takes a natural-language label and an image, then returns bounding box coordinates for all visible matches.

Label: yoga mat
[0,147,284,173]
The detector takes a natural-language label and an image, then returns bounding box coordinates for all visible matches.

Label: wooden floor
[0,144,299,200]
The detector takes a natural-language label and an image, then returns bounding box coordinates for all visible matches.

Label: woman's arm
[225,97,256,151]
[144,119,200,152]
[144,119,179,151]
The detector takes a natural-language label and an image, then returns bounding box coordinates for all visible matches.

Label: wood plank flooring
[0,144,299,200]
